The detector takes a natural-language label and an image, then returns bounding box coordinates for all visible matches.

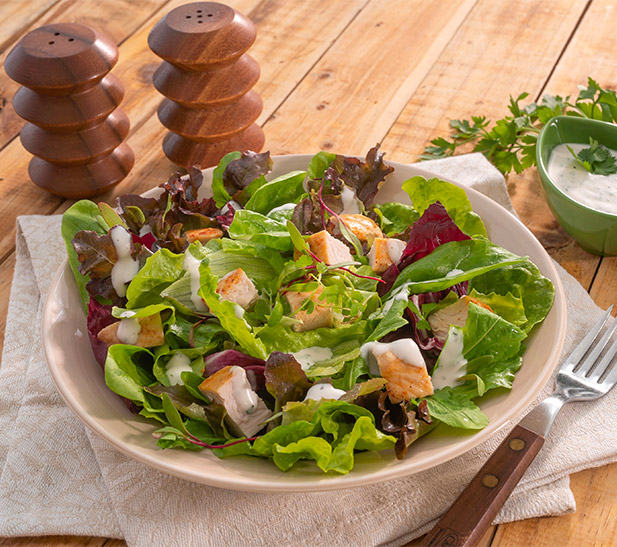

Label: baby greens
[62,147,554,474]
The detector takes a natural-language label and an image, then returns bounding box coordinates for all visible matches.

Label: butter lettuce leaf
[469,261,554,333]
[402,176,487,237]
[228,210,293,251]
[388,238,528,296]
[244,170,306,215]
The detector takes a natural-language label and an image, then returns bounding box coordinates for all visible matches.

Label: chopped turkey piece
[368,237,406,273]
[198,366,272,438]
[375,349,434,402]
[428,296,493,341]
[216,268,258,310]
[97,313,165,348]
[308,230,353,265]
[185,227,224,244]
[330,214,383,243]
[285,286,333,332]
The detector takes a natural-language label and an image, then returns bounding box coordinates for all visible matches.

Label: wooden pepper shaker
[4,23,134,199]
[148,2,265,168]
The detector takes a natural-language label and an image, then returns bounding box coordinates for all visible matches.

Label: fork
[421,306,617,547]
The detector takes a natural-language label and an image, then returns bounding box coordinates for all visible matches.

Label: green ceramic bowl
[536,115,617,256]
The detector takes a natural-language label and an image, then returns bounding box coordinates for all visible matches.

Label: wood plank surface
[1,0,617,545]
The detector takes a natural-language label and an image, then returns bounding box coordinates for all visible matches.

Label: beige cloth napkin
[1,153,614,546]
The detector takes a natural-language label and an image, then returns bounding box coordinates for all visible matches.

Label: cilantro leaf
[567,138,617,175]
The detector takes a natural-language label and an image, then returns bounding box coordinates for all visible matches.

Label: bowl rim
[536,114,617,220]
[42,154,567,492]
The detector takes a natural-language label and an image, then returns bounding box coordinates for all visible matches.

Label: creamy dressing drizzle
[432,328,467,390]
[341,186,360,214]
[233,304,245,318]
[268,202,296,215]
[110,226,140,298]
[446,268,464,279]
[117,317,141,345]
[166,353,192,385]
[182,252,207,312]
[548,143,617,215]
[360,338,425,376]
[386,239,406,263]
[304,383,346,401]
[382,282,411,313]
[292,346,334,371]
[230,366,259,414]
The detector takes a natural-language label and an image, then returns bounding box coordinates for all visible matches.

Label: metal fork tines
[558,305,617,399]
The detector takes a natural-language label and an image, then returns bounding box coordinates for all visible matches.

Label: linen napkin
[0,153,614,546]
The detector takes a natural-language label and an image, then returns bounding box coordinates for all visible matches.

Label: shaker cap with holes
[4,23,119,95]
[148,2,256,70]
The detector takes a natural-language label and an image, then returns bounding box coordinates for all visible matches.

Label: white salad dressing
[431,328,467,390]
[548,143,617,215]
[110,226,140,298]
[304,383,346,401]
[341,185,360,214]
[230,366,259,414]
[382,282,411,313]
[139,224,152,237]
[166,353,193,385]
[116,317,141,345]
[446,268,465,279]
[268,202,296,216]
[182,251,208,312]
[292,346,334,371]
[386,238,406,263]
[360,338,425,376]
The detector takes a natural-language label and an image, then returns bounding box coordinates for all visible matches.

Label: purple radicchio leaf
[203,349,266,391]
[86,297,116,368]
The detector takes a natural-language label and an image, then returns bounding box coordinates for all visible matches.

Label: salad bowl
[42,154,566,492]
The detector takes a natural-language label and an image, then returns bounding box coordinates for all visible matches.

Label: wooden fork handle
[420,424,545,546]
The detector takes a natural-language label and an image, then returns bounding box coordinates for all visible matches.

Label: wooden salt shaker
[148,2,265,168]
[4,23,134,199]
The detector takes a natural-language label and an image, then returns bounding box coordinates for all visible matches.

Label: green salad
[62,146,554,474]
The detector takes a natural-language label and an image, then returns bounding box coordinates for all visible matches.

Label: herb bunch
[421,77,617,175]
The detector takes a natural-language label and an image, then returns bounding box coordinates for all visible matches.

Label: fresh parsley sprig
[421,77,617,175]
[567,138,617,176]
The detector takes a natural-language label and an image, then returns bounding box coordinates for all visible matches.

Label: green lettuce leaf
[104,345,156,404]
[212,152,242,207]
[373,202,419,236]
[402,176,487,237]
[388,238,528,296]
[61,200,108,311]
[423,387,489,429]
[125,249,185,309]
[469,261,554,333]
[228,210,293,251]
[244,171,307,215]
[198,262,267,359]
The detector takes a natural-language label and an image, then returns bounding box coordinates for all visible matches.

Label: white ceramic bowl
[42,155,566,492]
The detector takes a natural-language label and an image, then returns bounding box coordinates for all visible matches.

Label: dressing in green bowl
[536,115,617,256]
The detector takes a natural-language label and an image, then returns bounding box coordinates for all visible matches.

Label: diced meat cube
[198,365,272,438]
[428,296,493,342]
[375,350,434,402]
[97,313,165,348]
[308,230,353,265]
[185,227,224,244]
[336,214,383,242]
[216,268,258,310]
[285,286,333,332]
[368,237,406,273]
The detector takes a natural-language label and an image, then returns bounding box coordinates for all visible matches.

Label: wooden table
[1,0,616,545]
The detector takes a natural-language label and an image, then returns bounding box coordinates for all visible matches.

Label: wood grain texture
[262,0,479,155]
[0,0,169,146]
[0,0,61,55]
